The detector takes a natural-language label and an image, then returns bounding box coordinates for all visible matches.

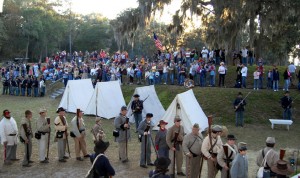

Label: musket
[131,95,150,116]
[173,131,179,176]
[223,145,229,178]
[149,134,158,159]
[234,91,251,112]
[279,149,286,160]
[61,116,71,158]
[125,117,129,159]
[208,115,213,155]
[22,123,30,163]
[144,124,150,165]
[199,155,204,178]
[46,117,51,160]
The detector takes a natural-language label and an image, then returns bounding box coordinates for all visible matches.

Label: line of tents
[58,79,208,132]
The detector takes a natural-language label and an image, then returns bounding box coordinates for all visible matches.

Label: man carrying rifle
[0,110,19,165]
[131,94,143,132]
[54,107,69,162]
[280,91,293,120]
[166,116,185,177]
[36,108,50,163]
[114,106,130,163]
[138,113,154,168]
[201,125,223,178]
[71,109,89,161]
[217,134,238,178]
[233,92,247,127]
[182,123,203,178]
[20,110,33,167]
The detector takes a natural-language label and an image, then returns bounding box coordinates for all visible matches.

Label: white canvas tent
[58,79,94,113]
[84,81,126,119]
[154,89,208,133]
[127,85,165,126]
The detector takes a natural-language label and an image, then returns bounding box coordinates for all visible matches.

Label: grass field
[0,65,300,177]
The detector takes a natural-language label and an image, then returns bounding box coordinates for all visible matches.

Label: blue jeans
[284,79,289,91]
[186,57,191,68]
[149,78,154,85]
[242,76,247,88]
[27,88,32,96]
[16,87,20,96]
[248,57,254,66]
[200,75,205,87]
[134,113,142,130]
[179,75,185,85]
[267,78,272,89]
[242,57,247,65]
[235,111,244,127]
[2,86,8,95]
[33,87,38,97]
[254,79,259,89]
[259,76,263,89]
[283,108,292,120]
[273,80,279,90]
[21,88,26,96]
[169,73,174,84]
[210,75,215,86]
[63,78,68,87]
[163,73,168,84]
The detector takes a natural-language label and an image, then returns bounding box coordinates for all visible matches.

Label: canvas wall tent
[127,85,165,126]
[153,89,208,133]
[84,81,126,119]
[58,79,94,113]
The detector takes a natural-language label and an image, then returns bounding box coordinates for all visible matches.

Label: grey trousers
[6,144,17,161]
[186,155,202,178]
[140,135,151,165]
[118,142,127,161]
[168,145,183,174]
[57,138,66,160]
[22,138,32,165]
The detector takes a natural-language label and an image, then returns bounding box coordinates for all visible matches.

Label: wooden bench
[269,119,293,131]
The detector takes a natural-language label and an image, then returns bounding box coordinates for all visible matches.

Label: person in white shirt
[253,68,260,90]
[201,47,209,63]
[241,64,248,88]
[241,47,248,65]
[288,62,296,86]
[218,62,227,87]
[0,110,19,165]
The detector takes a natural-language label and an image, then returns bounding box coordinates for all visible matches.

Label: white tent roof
[127,85,165,125]
[84,81,126,119]
[154,89,208,133]
[58,79,94,113]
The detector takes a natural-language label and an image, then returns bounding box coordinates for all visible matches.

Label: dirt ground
[0,95,299,178]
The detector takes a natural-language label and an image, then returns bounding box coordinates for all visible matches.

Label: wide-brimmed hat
[133,94,140,98]
[95,117,101,122]
[227,134,237,140]
[212,125,222,132]
[94,140,110,153]
[154,157,171,170]
[174,115,181,122]
[157,120,168,127]
[56,107,66,113]
[266,137,275,144]
[271,160,294,175]
[39,108,47,114]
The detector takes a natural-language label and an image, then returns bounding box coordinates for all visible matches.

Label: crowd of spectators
[1,47,299,97]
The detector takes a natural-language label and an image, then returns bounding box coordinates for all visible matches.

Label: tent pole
[67,85,70,112]
[95,87,98,117]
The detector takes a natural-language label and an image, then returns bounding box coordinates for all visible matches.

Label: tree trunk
[25,35,29,59]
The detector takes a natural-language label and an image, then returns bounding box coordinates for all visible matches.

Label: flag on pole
[153,32,163,51]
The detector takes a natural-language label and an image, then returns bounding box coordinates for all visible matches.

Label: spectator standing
[241,64,247,89]
[273,68,280,91]
[253,68,260,90]
[218,62,226,87]
[283,68,290,91]
[288,62,296,86]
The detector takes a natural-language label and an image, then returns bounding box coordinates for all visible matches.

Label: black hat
[133,94,140,98]
[154,157,171,170]
[146,113,153,118]
[271,160,294,175]
[94,140,110,153]
[121,106,128,111]
[56,107,66,113]
[227,134,237,140]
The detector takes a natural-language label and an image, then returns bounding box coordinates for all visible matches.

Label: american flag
[153,32,163,51]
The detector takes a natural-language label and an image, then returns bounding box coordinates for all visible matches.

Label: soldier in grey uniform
[36,108,50,163]
[166,116,186,177]
[201,125,223,178]
[256,137,279,177]
[54,107,69,162]
[114,106,131,163]
[70,109,89,161]
[92,117,104,141]
[230,142,248,178]
[20,110,33,167]
[182,123,203,178]
[138,113,154,168]
[217,134,238,178]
